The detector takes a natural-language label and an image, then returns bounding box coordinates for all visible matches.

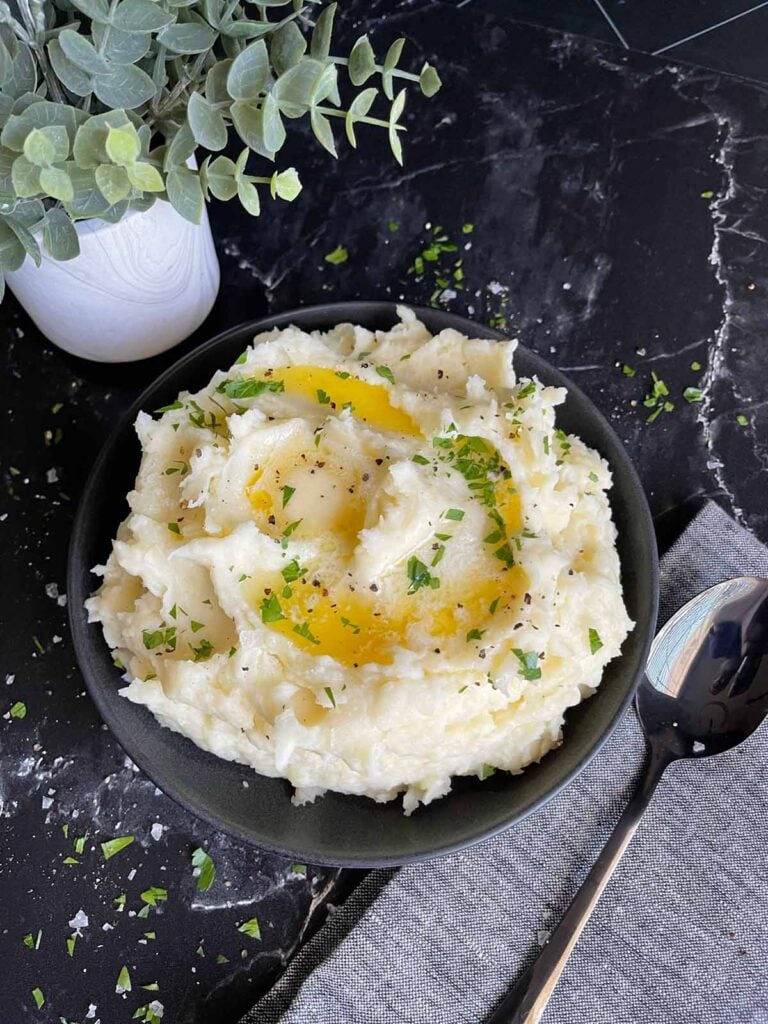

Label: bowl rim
[68,301,659,867]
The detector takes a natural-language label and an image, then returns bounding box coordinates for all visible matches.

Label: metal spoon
[487,575,768,1024]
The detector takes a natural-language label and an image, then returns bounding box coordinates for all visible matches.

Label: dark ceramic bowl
[68,303,658,867]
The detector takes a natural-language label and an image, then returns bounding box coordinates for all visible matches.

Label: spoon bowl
[639,576,768,760]
[489,575,768,1024]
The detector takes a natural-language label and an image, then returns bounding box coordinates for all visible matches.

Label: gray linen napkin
[244,501,768,1024]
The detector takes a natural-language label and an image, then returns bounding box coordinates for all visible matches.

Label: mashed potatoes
[87,307,632,813]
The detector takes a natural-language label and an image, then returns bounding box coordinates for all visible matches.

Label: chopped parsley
[142,626,176,653]
[101,835,134,860]
[341,616,361,634]
[406,557,440,594]
[281,559,305,584]
[316,389,331,405]
[375,365,395,385]
[324,245,348,265]
[154,400,183,413]
[281,485,295,508]
[323,686,336,708]
[10,701,26,719]
[691,360,702,371]
[512,649,542,681]
[462,222,474,234]
[588,628,603,655]
[588,471,599,483]
[260,594,285,623]
[32,988,44,1010]
[489,597,500,615]
[643,372,674,423]
[412,454,430,465]
[190,620,205,633]
[516,380,536,400]
[216,953,229,964]
[444,508,464,521]
[235,349,249,365]
[737,413,749,426]
[683,386,704,403]
[66,933,76,957]
[167,522,181,535]
[480,764,496,779]
[218,377,285,400]
[281,520,303,547]
[335,370,351,379]
[293,622,320,645]
[23,930,42,950]
[238,916,261,938]
[191,638,214,662]
[191,847,216,891]
[290,863,307,875]
[621,364,636,377]
[431,544,446,567]
[466,628,486,642]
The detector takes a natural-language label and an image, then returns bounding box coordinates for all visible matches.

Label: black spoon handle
[486,745,672,1024]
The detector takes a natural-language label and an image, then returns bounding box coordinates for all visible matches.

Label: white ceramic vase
[5,197,220,363]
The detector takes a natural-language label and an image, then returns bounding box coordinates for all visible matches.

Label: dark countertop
[2,3,768,1021]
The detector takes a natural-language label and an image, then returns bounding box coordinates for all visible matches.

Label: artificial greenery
[0,0,441,295]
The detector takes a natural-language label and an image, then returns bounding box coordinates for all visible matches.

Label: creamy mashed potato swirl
[87,307,632,813]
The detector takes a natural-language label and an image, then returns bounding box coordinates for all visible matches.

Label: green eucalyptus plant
[0,0,441,297]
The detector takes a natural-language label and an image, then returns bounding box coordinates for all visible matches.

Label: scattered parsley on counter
[66,933,77,957]
[191,847,216,891]
[643,372,674,423]
[589,628,604,655]
[290,863,308,875]
[140,886,168,908]
[116,965,132,993]
[737,413,749,427]
[10,701,26,719]
[691,360,702,371]
[621,364,636,377]
[700,190,714,199]
[101,835,134,860]
[31,988,44,1010]
[512,649,542,682]
[683,387,704,403]
[260,594,285,623]
[324,245,348,265]
[23,930,42,950]
[238,917,262,939]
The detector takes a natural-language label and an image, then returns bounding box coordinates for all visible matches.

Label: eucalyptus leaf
[42,207,80,260]
[272,58,335,118]
[127,160,164,191]
[0,93,13,129]
[261,92,284,154]
[2,40,37,98]
[163,119,195,169]
[388,88,405,165]
[71,0,110,22]
[0,36,10,85]
[188,91,227,151]
[65,163,110,216]
[93,63,156,109]
[269,166,300,201]
[59,29,111,75]
[105,124,141,165]
[112,0,175,34]
[0,219,26,270]
[204,58,232,104]
[24,126,69,167]
[6,196,45,227]
[39,165,74,202]
[73,110,133,168]
[419,63,441,98]
[310,107,335,157]
[166,165,203,222]
[11,154,41,197]
[0,146,12,192]
[156,21,216,53]
[95,162,131,203]
[310,2,335,60]
[270,21,305,76]
[345,86,376,147]
[236,176,260,215]
[129,191,156,212]
[227,38,269,101]
[99,198,130,223]
[218,18,272,39]
[92,22,151,65]
[2,101,78,151]
[382,38,404,101]
[348,35,375,87]
[47,38,93,96]
[8,218,41,266]
[231,99,273,159]
[202,154,236,200]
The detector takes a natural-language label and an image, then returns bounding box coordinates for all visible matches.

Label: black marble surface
[3,3,768,1022]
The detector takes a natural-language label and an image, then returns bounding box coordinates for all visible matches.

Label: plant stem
[315,106,406,131]
[330,56,419,83]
